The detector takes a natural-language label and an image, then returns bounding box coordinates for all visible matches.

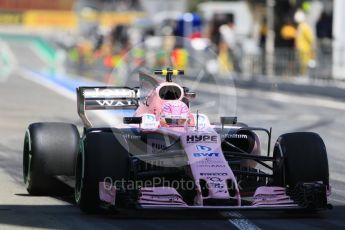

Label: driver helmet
[160,101,192,126]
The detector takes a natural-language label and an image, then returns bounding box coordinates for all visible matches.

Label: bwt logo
[186,135,217,143]
[193,153,220,157]
[196,145,212,151]
[146,115,155,122]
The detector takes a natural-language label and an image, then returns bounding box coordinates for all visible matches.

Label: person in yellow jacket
[294,10,315,76]
[280,20,297,46]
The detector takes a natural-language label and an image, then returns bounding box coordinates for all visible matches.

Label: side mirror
[185,92,196,99]
[220,117,237,130]
[123,117,142,124]
[183,87,196,99]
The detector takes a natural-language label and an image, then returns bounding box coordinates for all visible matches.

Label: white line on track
[18,69,120,126]
[328,197,345,205]
[19,69,76,101]
[223,212,262,230]
[330,171,345,184]
[0,40,18,82]
[184,79,345,111]
[329,186,345,197]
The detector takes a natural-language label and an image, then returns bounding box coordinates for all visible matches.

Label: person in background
[209,14,223,52]
[219,15,242,74]
[259,17,268,75]
[259,17,268,49]
[316,11,333,53]
[294,10,315,76]
[280,18,297,49]
[280,17,297,76]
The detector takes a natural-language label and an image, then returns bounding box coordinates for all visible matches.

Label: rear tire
[23,122,80,195]
[75,131,130,213]
[273,132,329,188]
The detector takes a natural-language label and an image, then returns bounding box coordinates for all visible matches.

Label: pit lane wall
[0,10,144,30]
[0,0,76,29]
[0,11,76,30]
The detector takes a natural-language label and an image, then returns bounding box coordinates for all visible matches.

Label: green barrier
[0,39,15,80]
[0,33,57,63]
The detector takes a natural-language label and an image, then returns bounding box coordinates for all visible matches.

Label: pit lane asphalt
[0,43,344,229]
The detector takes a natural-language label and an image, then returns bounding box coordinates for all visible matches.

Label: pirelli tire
[75,130,130,213]
[23,122,80,195]
[273,132,329,188]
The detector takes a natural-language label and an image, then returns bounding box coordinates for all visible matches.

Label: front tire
[75,131,130,213]
[273,132,329,188]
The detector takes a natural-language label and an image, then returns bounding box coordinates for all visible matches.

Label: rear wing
[77,87,139,128]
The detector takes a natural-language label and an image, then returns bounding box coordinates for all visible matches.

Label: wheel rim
[273,142,284,186]
[75,150,83,203]
[23,131,32,186]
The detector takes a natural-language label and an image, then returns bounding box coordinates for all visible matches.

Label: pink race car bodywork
[22,69,331,213]
[95,71,315,210]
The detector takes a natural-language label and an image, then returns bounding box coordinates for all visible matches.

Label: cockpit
[134,69,208,129]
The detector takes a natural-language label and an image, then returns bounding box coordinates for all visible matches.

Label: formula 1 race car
[23,69,331,213]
